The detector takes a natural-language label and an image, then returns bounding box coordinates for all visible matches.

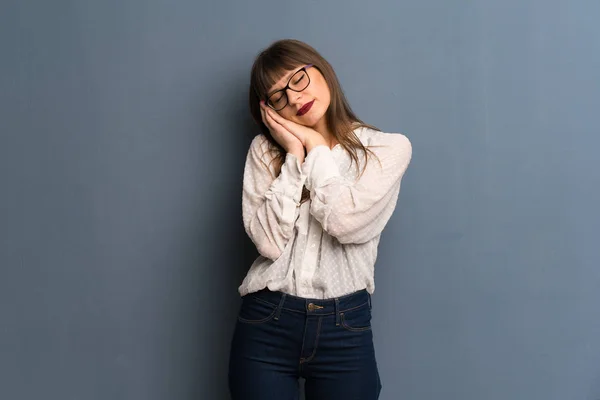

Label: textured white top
[238,127,412,299]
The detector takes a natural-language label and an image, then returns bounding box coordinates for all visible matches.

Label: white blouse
[238,126,412,299]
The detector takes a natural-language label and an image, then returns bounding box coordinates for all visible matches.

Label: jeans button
[307,303,315,312]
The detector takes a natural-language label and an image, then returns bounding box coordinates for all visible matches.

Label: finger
[264,108,282,130]
[266,109,302,139]
[260,105,270,127]
[261,103,279,130]
[260,101,272,117]
[265,108,292,131]
[265,111,295,139]
[265,107,284,123]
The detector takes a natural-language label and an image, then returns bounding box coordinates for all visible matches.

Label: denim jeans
[228,288,382,400]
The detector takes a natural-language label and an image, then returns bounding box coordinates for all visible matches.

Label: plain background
[1,0,599,399]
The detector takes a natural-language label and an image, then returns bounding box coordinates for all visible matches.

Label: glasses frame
[266,64,314,111]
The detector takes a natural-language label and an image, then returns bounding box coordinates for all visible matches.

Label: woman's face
[267,65,331,127]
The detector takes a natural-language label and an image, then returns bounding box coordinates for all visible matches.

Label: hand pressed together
[260,101,328,157]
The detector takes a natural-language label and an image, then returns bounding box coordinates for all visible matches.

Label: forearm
[301,134,412,244]
[243,136,307,259]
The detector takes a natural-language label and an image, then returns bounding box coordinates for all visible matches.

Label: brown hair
[249,39,379,204]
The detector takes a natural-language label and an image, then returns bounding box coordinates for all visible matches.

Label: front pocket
[340,303,372,332]
[237,297,277,324]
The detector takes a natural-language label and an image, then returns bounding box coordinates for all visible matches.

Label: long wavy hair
[249,39,379,204]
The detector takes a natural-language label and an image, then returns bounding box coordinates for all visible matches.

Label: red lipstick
[296,100,314,116]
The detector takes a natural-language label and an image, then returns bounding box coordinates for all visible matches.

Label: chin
[298,109,326,127]
[297,116,319,127]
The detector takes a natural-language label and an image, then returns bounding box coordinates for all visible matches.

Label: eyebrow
[267,70,297,97]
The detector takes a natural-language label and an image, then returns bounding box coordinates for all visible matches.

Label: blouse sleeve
[301,133,412,244]
[242,135,307,260]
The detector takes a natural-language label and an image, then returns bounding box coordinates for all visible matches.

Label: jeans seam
[299,316,322,364]
[252,296,278,307]
[273,293,286,321]
[298,313,310,367]
[339,301,369,313]
[252,297,331,315]
[237,307,277,324]
[340,311,372,332]
[251,296,369,315]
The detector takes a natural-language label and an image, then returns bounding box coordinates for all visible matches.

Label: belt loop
[274,293,286,321]
[367,292,372,310]
[334,297,341,326]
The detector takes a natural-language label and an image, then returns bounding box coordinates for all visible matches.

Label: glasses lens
[266,69,310,110]
[267,91,287,110]
[289,70,309,91]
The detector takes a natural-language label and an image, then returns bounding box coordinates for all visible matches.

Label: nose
[286,88,302,106]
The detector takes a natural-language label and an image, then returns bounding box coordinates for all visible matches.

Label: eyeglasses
[266,64,313,111]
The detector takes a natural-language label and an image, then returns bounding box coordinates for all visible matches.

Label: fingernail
[260,100,264,105]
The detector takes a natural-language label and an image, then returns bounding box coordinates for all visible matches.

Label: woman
[228,39,412,400]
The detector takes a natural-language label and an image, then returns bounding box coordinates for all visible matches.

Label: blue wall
[1,0,599,399]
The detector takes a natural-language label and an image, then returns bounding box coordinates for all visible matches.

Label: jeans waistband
[246,288,371,316]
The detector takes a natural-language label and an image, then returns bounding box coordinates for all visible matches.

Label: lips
[296,100,314,116]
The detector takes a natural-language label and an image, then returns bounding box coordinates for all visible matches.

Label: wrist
[287,146,305,163]
[305,137,327,153]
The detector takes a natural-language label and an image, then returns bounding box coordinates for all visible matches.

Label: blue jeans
[228,288,382,399]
